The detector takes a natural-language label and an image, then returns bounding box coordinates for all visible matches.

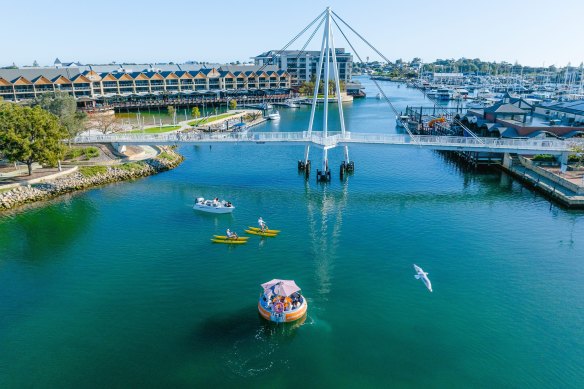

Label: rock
[0,147,184,212]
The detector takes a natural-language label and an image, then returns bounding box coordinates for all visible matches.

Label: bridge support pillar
[503,153,513,168]
[560,152,569,173]
[113,143,127,154]
[316,148,331,183]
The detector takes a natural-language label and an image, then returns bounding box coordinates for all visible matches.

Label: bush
[532,154,555,162]
[65,147,99,160]
[79,166,107,177]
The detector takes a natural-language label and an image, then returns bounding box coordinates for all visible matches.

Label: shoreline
[0,146,184,212]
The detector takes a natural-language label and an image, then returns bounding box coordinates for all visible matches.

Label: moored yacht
[267,110,281,120]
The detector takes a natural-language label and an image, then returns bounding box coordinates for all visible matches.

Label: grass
[65,147,99,160]
[116,162,145,171]
[79,166,107,177]
[127,125,181,134]
[188,113,235,126]
[157,152,174,161]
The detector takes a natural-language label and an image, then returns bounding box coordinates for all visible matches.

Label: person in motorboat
[226,228,238,240]
[258,217,268,232]
[212,198,219,207]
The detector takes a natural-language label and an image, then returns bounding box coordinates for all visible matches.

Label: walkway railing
[73,131,584,154]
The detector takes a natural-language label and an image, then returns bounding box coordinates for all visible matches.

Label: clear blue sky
[5,0,584,67]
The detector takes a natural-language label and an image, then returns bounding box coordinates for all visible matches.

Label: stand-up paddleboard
[247,227,280,234]
[244,230,277,237]
[211,239,247,245]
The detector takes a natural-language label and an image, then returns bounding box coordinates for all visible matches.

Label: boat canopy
[261,279,300,297]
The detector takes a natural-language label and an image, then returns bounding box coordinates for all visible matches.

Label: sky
[3,0,584,68]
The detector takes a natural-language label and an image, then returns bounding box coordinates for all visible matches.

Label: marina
[2,77,584,387]
[2,3,584,388]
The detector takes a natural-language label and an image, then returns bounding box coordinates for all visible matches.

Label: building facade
[253,49,353,85]
[0,65,291,102]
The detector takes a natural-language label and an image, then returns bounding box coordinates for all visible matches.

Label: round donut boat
[258,294,307,323]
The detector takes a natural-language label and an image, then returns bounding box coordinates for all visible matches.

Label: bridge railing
[340,133,580,152]
[73,131,584,154]
[74,131,312,144]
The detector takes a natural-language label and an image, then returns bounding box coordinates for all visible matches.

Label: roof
[0,68,80,82]
[545,100,584,115]
[484,102,528,115]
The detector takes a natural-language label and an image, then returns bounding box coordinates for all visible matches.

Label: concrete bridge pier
[298,145,311,178]
[113,143,127,154]
[316,148,331,182]
[560,151,570,172]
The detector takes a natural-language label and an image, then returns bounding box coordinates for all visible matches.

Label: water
[1,78,583,387]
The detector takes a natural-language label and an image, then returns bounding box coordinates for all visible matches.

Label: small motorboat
[283,100,300,108]
[258,279,307,323]
[267,111,281,120]
[193,197,235,214]
[395,115,409,128]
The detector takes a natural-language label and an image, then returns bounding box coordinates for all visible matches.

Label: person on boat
[226,229,238,240]
[212,198,219,207]
[258,217,268,232]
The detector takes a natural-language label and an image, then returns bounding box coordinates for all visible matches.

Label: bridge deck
[74,131,584,155]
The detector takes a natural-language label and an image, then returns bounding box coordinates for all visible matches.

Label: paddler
[258,217,268,232]
[226,228,238,240]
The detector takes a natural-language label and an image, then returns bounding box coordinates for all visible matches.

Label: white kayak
[193,197,235,214]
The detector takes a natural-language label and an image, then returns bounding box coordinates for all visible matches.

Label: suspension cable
[331,15,417,140]
[257,10,326,73]
[292,16,326,65]
[331,11,392,64]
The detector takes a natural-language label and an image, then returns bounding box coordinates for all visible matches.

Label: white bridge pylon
[304,7,349,180]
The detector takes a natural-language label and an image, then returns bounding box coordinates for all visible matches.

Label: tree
[191,106,201,119]
[570,143,584,168]
[34,91,87,144]
[228,99,237,110]
[167,105,175,116]
[88,112,121,134]
[0,104,67,175]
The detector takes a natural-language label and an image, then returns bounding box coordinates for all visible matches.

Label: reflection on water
[0,198,96,263]
[305,178,350,299]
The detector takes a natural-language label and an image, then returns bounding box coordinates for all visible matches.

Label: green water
[1,79,583,387]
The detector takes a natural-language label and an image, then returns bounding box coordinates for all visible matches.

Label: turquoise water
[1,78,583,387]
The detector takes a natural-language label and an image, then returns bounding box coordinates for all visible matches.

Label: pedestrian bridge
[73,131,583,156]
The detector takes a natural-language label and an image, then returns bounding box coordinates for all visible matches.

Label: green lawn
[127,125,182,134]
[188,113,235,126]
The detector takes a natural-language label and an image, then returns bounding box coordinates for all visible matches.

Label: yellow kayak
[211,239,247,245]
[213,235,249,241]
[248,227,280,234]
[244,229,277,237]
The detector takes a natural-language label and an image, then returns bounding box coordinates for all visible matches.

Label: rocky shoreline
[0,147,184,212]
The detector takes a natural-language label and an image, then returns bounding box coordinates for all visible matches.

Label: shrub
[532,154,555,162]
[65,147,99,160]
